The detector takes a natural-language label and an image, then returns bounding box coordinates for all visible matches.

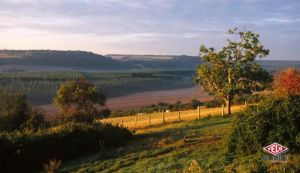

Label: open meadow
[101,105,243,129]
[59,116,234,172]
[61,113,300,173]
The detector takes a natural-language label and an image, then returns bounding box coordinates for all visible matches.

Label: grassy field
[49,105,300,173]
[100,105,244,129]
[59,116,232,172]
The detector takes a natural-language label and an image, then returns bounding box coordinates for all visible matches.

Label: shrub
[190,99,203,109]
[60,113,95,123]
[21,108,48,132]
[0,90,48,132]
[99,108,111,118]
[0,91,30,132]
[0,123,133,173]
[44,159,61,173]
[110,100,203,117]
[274,67,300,96]
[183,160,202,173]
[227,95,300,162]
[203,99,222,108]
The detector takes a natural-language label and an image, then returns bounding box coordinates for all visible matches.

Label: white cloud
[0,0,299,59]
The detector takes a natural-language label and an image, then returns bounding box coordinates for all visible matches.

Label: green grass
[57,115,300,173]
[59,116,232,173]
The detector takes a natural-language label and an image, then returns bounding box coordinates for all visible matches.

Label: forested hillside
[0,50,130,70]
[0,50,202,71]
[1,50,299,72]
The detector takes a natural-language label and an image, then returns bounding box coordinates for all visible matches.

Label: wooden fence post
[222,104,224,117]
[197,106,201,120]
[244,101,247,108]
[148,114,151,127]
[162,111,165,124]
[135,116,138,128]
[178,109,181,121]
[121,118,123,126]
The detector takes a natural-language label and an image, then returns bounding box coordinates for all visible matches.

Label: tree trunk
[226,96,232,116]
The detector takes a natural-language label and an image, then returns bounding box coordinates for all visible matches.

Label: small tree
[53,80,108,118]
[195,28,271,115]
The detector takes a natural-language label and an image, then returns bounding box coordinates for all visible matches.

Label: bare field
[100,105,244,129]
[0,65,74,72]
[39,87,212,120]
[106,87,211,110]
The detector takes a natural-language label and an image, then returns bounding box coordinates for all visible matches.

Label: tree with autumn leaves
[274,67,300,96]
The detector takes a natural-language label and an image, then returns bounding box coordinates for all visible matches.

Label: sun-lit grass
[58,111,300,173]
[100,105,243,129]
[59,116,233,173]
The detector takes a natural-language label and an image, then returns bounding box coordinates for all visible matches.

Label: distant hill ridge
[0,50,299,72]
[0,50,202,71]
[0,50,132,70]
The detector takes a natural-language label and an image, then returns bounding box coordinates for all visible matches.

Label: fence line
[100,104,247,129]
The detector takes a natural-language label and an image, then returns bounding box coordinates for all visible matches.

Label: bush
[0,123,133,173]
[99,108,111,118]
[110,100,204,117]
[21,108,48,132]
[183,160,203,173]
[44,159,61,173]
[0,90,48,132]
[227,95,300,162]
[59,113,95,123]
[274,67,300,96]
[0,91,30,132]
[232,94,264,105]
[190,99,203,109]
[203,99,222,108]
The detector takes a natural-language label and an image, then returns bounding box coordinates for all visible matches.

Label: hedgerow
[0,123,133,173]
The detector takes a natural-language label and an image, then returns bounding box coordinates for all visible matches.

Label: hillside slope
[0,50,202,71]
[60,116,232,172]
[0,50,131,70]
[59,115,300,173]
[1,50,299,72]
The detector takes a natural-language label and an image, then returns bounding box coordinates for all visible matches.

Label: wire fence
[100,104,246,129]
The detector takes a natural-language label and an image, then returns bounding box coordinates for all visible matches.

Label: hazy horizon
[1,49,300,61]
[1,0,300,60]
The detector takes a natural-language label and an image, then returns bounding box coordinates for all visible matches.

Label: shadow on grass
[135,116,231,139]
[59,116,232,172]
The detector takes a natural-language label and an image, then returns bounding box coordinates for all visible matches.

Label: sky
[0,0,300,60]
